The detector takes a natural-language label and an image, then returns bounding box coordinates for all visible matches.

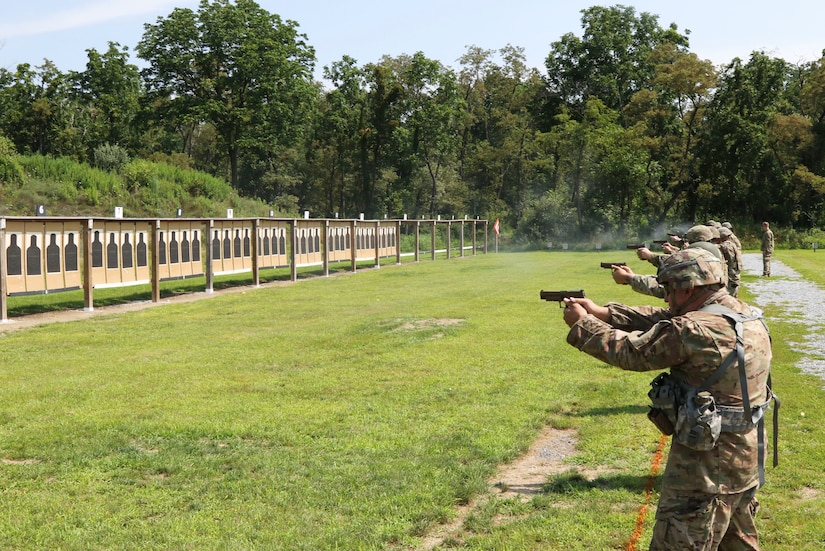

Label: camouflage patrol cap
[684,224,713,243]
[657,247,726,290]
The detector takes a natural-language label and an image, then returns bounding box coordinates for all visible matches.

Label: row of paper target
[2,220,397,295]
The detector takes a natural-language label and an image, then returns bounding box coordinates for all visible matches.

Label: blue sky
[1,0,823,82]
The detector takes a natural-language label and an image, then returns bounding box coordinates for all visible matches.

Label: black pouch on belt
[647,406,674,435]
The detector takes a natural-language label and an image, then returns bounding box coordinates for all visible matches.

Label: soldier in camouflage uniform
[562,248,772,550]
[761,222,774,277]
[718,227,742,297]
[722,222,742,253]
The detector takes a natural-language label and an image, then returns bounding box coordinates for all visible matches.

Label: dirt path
[415,426,587,551]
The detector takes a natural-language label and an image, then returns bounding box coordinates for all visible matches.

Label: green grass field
[1,250,823,550]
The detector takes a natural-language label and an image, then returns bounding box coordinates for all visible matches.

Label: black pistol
[540,289,586,307]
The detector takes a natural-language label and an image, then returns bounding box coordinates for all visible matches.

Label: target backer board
[211,220,254,275]
[294,220,323,267]
[327,222,352,263]
[157,221,204,280]
[354,224,377,262]
[257,220,289,269]
[90,221,152,288]
[3,220,86,295]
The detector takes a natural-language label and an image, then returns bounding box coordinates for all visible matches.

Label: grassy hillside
[0,153,281,219]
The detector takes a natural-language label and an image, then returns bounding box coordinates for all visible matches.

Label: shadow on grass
[569,404,650,417]
[542,470,659,495]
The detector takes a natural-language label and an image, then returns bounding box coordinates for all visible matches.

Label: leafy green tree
[517,188,577,243]
[698,52,794,223]
[799,54,825,175]
[544,5,689,123]
[534,99,622,234]
[622,44,718,225]
[355,61,403,218]
[587,124,650,231]
[459,45,548,226]
[391,52,464,217]
[456,46,494,177]
[137,0,317,191]
[0,61,87,159]
[0,133,25,185]
[71,42,142,154]
[0,63,43,154]
[310,56,368,217]
[456,46,499,217]
[767,112,824,225]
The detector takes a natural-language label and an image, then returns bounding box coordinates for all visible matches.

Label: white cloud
[0,0,195,39]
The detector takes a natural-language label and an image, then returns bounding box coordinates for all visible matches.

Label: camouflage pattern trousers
[650,485,760,550]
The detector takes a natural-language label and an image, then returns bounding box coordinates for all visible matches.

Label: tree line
[2,0,824,244]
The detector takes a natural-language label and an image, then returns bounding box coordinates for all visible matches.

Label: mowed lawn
[1,250,823,550]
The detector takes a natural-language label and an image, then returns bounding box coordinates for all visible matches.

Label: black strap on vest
[699,303,779,486]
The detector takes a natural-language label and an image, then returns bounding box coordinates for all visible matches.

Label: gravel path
[742,252,825,384]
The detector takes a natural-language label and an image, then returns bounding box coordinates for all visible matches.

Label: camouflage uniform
[629,274,666,298]
[719,229,742,297]
[566,250,771,550]
[722,222,742,254]
[646,252,668,268]
[761,223,774,277]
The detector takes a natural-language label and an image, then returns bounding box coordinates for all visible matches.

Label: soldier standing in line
[719,227,742,297]
[722,221,742,253]
[561,247,774,550]
[761,222,774,277]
